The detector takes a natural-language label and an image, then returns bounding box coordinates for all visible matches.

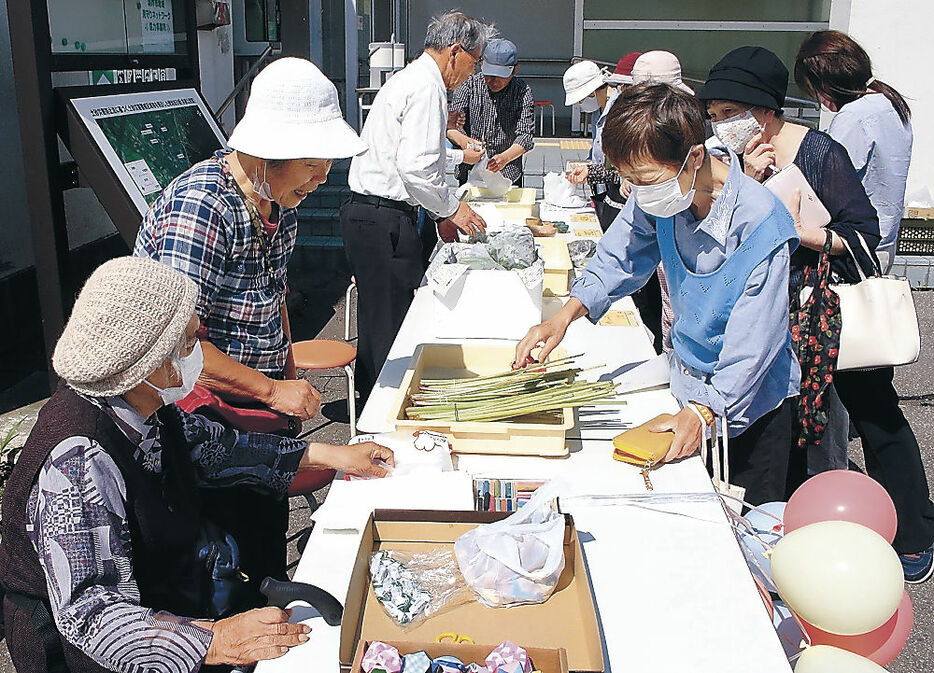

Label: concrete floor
[0,139,932,670]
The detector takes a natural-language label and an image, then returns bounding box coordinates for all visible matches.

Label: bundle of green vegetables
[404,355,621,423]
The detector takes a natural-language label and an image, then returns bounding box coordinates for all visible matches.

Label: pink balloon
[801,591,912,665]
[866,591,913,665]
[785,470,897,544]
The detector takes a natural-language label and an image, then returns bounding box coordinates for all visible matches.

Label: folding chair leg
[344,281,356,341]
[345,364,357,438]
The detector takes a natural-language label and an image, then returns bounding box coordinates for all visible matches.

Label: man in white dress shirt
[342,10,492,401]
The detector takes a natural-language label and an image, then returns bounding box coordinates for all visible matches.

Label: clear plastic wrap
[369,549,469,626]
[486,228,536,270]
[453,245,501,270]
[567,239,597,269]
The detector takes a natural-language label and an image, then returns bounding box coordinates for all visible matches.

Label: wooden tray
[390,344,572,457]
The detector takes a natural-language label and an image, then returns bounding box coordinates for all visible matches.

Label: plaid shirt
[134,151,297,377]
[452,73,535,183]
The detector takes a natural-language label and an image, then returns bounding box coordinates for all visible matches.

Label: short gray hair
[424,11,495,54]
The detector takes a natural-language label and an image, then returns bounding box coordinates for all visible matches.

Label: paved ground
[0,140,932,669]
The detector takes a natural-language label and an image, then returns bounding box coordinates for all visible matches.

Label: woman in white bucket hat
[133,57,365,595]
[136,57,365,422]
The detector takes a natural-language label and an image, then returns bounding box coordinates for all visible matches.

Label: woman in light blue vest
[516,83,801,505]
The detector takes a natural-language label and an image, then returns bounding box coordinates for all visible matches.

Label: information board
[69,89,227,214]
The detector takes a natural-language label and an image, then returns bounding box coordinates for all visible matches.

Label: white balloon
[794,645,887,673]
[771,521,902,635]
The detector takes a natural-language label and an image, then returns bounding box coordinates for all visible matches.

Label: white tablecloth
[257,215,791,673]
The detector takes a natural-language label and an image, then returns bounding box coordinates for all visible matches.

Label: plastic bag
[369,549,469,625]
[487,227,537,270]
[468,155,513,197]
[543,172,587,208]
[567,239,597,269]
[454,481,566,608]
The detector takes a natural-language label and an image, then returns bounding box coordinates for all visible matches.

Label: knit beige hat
[53,257,199,397]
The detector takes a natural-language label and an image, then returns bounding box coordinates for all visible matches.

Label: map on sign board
[69,89,227,214]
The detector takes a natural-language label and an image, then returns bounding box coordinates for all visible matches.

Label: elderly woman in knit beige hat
[0,257,393,673]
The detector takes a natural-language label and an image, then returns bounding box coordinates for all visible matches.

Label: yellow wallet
[612,414,675,467]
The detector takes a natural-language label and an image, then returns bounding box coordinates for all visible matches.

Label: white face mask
[145,341,204,406]
[252,162,274,201]
[631,149,699,219]
[579,95,601,113]
[711,110,763,155]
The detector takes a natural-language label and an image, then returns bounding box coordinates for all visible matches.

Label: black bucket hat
[698,46,788,111]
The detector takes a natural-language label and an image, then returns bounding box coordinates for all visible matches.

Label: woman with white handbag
[796,30,913,275]
[701,46,933,583]
[794,33,933,583]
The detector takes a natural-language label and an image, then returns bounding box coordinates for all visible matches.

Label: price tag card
[599,310,641,327]
[575,228,603,239]
[571,213,598,223]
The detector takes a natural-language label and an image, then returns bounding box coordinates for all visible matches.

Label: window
[48,0,190,55]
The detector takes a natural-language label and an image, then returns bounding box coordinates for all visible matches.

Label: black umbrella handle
[260,577,343,626]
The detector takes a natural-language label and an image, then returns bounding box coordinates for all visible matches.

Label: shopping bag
[831,234,920,371]
[454,481,565,607]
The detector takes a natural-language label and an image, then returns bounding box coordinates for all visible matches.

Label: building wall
[404,0,575,131]
[837,0,934,197]
[198,22,237,133]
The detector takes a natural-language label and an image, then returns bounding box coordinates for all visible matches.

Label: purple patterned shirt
[26,392,305,673]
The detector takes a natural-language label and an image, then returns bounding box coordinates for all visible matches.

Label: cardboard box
[340,510,604,672]
[350,640,569,673]
[537,238,573,297]
[431,268,543,340]
[391,344,573,457]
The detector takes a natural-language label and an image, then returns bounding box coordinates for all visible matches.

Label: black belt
[348,192,418,214]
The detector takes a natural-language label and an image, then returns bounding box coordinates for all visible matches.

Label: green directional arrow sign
[92,69,115,85]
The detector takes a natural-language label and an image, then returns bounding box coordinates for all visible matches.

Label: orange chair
[533,100,555,136]
[291,339,357,437]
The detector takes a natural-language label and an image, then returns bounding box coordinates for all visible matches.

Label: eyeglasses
[457,45,480,70]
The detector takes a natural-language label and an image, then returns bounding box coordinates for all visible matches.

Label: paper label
[571,213,598,223]
[599,310,640,327]
[124,159,161,195]
[575,228,603,239]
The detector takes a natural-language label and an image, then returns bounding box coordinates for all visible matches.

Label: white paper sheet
[310,471,475,531]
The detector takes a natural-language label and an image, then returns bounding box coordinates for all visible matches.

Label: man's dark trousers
[340,198,422,402]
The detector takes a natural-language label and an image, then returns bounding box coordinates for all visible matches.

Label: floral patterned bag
[789,231,842,452]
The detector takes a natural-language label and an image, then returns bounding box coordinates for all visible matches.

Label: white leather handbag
[832,235,921,371]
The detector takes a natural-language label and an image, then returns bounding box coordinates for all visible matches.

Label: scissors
[436,632,474,644]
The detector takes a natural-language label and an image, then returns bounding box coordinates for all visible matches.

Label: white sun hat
[631,51,695,94]
[227,57,367,160]
[563,60,606,106]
